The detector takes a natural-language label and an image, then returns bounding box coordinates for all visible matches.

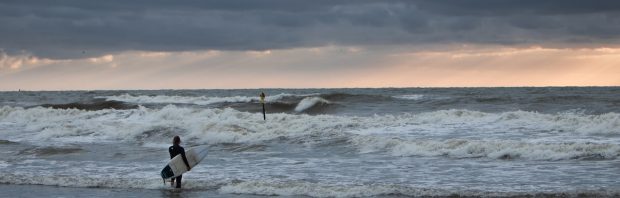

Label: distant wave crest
[97,93,307,105]
[392,94,425,100]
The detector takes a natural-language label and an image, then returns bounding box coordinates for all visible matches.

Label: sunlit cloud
[246,50,272,58]
[137,52,171,58]
[88,55,114,63]
[0,51,57,72]
[1,45,618,90]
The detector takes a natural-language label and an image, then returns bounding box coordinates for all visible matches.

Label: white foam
[294,97,330,112]
[392,94,425,100]
[219,180,454,197]
[0,158,225,190]
[0,173,158,189]
[98,93,314,105]
[1,106,619,160]
[218,180,620,198]
[141,142,173,148]
[350,136,620,160]
[0,161,9,169]
[0,156,239,191]
[0,171,617,197]
[0,158,619,196]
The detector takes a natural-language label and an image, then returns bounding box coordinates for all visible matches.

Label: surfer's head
[173,136,181,145]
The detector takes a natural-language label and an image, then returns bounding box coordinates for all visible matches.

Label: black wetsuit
[169,144,190,188]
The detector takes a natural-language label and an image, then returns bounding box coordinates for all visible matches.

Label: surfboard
[160,146,208,179]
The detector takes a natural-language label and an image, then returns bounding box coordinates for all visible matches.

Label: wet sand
[0,184,267,198]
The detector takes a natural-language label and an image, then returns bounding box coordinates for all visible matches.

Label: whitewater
[0,87,619,197]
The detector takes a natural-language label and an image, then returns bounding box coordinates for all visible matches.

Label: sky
[1,0,620,90]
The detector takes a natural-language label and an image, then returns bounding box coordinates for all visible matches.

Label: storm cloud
[1,0,620,59]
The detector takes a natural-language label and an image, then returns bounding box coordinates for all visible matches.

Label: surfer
[169,136,191,188]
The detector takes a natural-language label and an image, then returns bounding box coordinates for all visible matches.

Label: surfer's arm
[180,148,191,170]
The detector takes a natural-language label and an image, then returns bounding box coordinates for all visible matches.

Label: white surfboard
[160,146,208,179]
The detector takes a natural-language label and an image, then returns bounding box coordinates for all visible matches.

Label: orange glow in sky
[1,46,619,90]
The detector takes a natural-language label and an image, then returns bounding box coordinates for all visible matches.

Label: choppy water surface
[0,87,619,197]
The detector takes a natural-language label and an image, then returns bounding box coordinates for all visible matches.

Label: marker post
[260,92,266,120]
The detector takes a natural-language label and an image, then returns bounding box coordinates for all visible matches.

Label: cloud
[1,1,620,59]
[1,45,619,90]
[0,51,49,71]
[87,54,113,63]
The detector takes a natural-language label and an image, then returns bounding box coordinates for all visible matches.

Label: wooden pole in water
[260,92,266,120]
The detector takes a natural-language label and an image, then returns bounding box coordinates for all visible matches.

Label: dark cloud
[414,0,620,16]
[1,0,620,59]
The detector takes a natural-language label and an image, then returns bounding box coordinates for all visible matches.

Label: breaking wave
[350,137,620,160]
[294,97,330,112]
[99,93,340,114]
[98,93,315,105]
[0,106,619,160]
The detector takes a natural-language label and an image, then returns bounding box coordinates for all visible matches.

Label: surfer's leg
[175,175,182,188]
[170,178,175,187]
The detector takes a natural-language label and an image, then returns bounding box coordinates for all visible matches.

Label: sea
[0,87,619,197]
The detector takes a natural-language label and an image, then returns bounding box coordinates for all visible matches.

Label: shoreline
[2,184,619,198]
[0,184,264,198]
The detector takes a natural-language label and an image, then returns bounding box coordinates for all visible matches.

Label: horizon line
[2,85,619,92]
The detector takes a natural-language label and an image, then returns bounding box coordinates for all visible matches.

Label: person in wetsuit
[169,136,191,188]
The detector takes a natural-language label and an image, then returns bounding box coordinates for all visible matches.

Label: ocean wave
[0,170,224,190]
[0,139,18,144]
[97,93,314,105]
[319,93,391,101]
[40,100,138,111]
[18,146,83,156]
[221,96,333,114]
[98,93,391,114]
[1,106,619,160]
[350,137,620,160]
[219,180,620,198]
[392,94,425,100]
[1,106,618,139]
[220,180,458,197]
[0,158,228,190]
[1,172,618,197]
[294,97,330,112]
